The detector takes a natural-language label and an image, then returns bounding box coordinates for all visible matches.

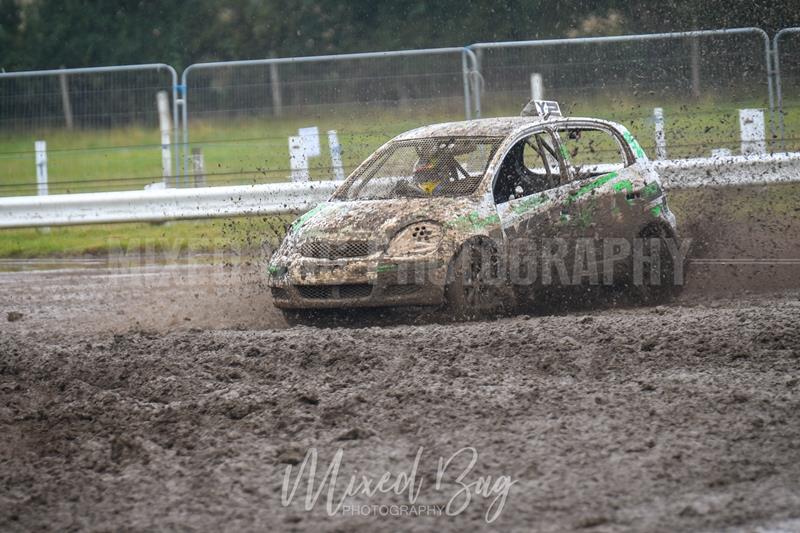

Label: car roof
[392,116,620,141]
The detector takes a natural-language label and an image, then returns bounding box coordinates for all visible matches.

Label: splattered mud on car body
[267,109,678,312]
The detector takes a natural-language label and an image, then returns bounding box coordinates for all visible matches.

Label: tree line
[1,0,798,71]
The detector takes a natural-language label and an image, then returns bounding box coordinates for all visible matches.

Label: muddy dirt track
[1,185,800,532]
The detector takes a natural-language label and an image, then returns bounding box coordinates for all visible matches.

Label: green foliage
[1,0,798,71]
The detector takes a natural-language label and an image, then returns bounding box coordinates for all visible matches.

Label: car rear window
[333,137,503,200]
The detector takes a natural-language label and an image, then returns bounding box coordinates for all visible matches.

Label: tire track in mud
[1,290,799,531]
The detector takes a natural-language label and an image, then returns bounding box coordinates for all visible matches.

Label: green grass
[2,97,799,197]
[1,97,799,259]
[0,217,291,259]
[0,104,464,196]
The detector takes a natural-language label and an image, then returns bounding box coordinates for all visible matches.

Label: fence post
[690,37,701,98]
[530,73,544,100]
[156,91,172,185]
[35,141,50,232]
[772,28,800,152]
[739,109,766,155]
[191,148,206,187]
[172,79,182,186]
[773,40,785,152]
[269,54,283,117]
[35,140,48,195]
[289,136,308,182]
[328,130,345,181]
[179,68,190,187]
[653,107,667,160]
[58,67,74,130]
[461,49,472,119]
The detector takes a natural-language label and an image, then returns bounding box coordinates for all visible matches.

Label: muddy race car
[267,100,682,319]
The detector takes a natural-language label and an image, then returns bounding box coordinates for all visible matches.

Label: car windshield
[333,137,503,200]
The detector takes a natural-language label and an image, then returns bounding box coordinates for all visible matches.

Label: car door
[493,127,573,288]
[550,121,639,284]
[554,121,636,234]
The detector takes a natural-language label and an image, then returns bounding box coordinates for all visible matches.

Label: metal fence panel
[470,28,772,159]
[0,64,178,197]
[775,28,800,152]
[181,49,473,186]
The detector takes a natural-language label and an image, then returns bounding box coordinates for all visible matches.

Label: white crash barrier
[0,180,338,229]
[654,151,800,189]
[0,152,798,228]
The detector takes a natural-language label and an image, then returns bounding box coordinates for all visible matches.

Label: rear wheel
[632,224,685,304]
[445,241,507,320]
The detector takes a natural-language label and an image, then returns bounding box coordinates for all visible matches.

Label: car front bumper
[267,255,448,309]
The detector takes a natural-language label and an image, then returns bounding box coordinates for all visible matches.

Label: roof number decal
[521,99,562,119]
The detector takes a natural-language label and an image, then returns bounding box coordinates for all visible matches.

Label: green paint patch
[650,204,663,217]
[376,263,398,273]
[567,171,618,205]
[623,130,646,159]
[612,179,635,205]
[642,181,662,199]
[447,211,500,230]
[269,264,289,276]
[511,193,546,215]
[290,203,327,231]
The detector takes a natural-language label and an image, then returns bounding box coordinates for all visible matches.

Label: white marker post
[35,140,49,232]
[298,127,321,159]
[328,130,345,181]
[289,127,322,182]
[739,109,766,156]
[530,73,544,101]
[653,107,667,160]
[156,91,172,185]
[288,136,309,182]
[35,140,48,196]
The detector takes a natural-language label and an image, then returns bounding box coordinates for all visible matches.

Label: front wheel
[444,241,507,320]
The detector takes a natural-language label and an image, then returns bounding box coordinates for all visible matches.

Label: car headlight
[387,222,443,256]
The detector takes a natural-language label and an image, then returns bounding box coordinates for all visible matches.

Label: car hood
[289,198,479,242]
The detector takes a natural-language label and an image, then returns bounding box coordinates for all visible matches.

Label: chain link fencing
[4,29,800,200]
[0,64,178,197]
[180,48,474,187]
[775,28,800,152]
[469,28,773,159]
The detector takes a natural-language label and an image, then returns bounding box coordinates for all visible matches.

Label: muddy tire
[445,240,506,320]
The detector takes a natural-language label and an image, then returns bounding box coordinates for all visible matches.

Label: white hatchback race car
[268,101,682,319]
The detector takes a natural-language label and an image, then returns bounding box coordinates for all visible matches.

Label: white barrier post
[191,148,206,187]
[298,126,321,159]
[653,107,667,160]
[530,73,544,100]
[289,136,309,182]
[35,141,48,196]
[289,127,322,182]
[328,130,345,181]
[35,140,50,232]
[156,91,173,186]
[739,109,766,156]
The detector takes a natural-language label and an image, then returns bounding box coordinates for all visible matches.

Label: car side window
[493,131,564,204]
[557,126,627,182]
